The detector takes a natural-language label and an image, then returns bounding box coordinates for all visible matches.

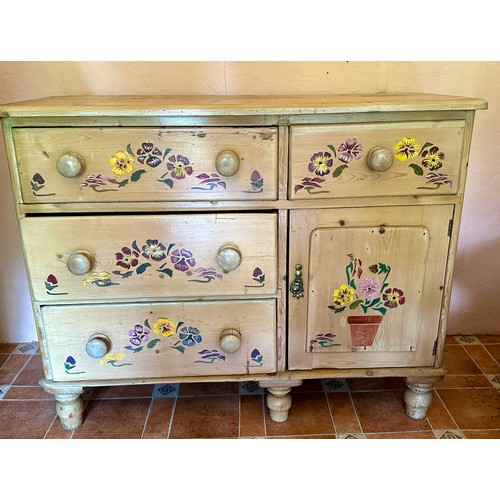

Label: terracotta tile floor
[0,335,499,439]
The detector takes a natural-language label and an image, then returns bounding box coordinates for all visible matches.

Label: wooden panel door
[288,205,454,369]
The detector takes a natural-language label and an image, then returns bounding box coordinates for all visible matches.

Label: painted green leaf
[157,268,173,277]
[327,144,336,157]
[144,319,151,330]
[420,142,433,154]
[176,321,184,333]
[332,164,348,178]
[136,262,151,274]
[166,243,176,255]
[127,143,135,157]
[117,179,129,188]
[349,300,363,310]
[147,339,161,349]
[131,169,147,182]
[409,163,424,176]
[163,148,172,160]
[132,240,140,253]
[374,306,387,316]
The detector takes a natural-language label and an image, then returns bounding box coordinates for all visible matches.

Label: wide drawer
[13,127,278,203]
[20,213,277,302]
[290,120,465,199]
[41,299,277,381]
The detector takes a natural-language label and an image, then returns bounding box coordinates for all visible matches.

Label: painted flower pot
[347,315,383,346]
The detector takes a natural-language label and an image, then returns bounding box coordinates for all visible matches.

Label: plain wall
[0,61,498,343]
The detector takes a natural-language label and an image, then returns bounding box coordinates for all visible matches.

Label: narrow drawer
[20,213,277,301]
[290,120,465,199]
[14,127,278,203]
[41,300,277,381]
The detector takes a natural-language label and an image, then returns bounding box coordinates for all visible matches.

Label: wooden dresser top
[0,93,488,118]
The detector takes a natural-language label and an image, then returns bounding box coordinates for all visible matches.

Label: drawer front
[41,300,277,381]
[290,121,465,199]
[14,127,278,203]
[20,213,277,301]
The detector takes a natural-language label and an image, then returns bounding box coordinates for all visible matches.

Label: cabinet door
[288,205,453,369]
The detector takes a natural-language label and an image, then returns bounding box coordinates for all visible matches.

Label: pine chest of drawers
[0,94,487,430]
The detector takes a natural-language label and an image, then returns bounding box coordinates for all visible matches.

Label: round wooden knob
[66,250,95,275]
[366,146,394,172]
[216,244,242,273]
[219,328,241,354]
[56,153,85,178]
[85,334,111,359]
[215,150,240,177]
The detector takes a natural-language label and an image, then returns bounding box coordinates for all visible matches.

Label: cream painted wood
[13,127,278,203]
[289,121,465,199]
[288,205,454,370]
[41,300,276,381]
[0,93,486,430]
[19,213,278,302]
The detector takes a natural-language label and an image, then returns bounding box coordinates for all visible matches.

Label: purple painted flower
[179,326,202,347]
[79,174,119,189]
[358,278,380,299]
[170,248,196,271]
[136,142,163,168]
[421,146,445,171]
[115,247,140,270]
[128,324,150,346]
[141,239,167,261]
[383,288,405,308]
[167,154,194,179]
[338,138,362,163]
[308,152,333,176]
[32,173,45,185]
[424,172,453,186]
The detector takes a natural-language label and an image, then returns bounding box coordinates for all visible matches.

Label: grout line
[347,390,365,438]
[140,397,155,439]
[166,393,179,439]
[323,389,338,436]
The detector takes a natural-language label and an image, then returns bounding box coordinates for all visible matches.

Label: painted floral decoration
[31,173,55,197]
[64,356,85,375]
[309,333,341,351]
[396,137,453,190]
[295,138,362,195]
[45,274,68,295]
[309,152,333,176]
[328,253,405,316]
[110,151,134,176]
[136,142,163,168]
[129,324,150,346]
[153,317,176,337]
[394,137,420,160]
[141,239,167,261]
[115,246,140,271]
[166,154,194,179]
[170,248,196,272]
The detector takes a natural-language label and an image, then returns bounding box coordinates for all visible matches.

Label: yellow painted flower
[394,137,420,161]
[333,284,355,305]
[82,272,112,286]
[99,352,125,365]
[153,317,176,337]
[110,150,134,176]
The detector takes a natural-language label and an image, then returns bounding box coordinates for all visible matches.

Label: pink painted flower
[358,278,380,299]
[338,139,362,163]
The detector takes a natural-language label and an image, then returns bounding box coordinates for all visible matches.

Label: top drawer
[290,121,465,199]
[13,127,278,203]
